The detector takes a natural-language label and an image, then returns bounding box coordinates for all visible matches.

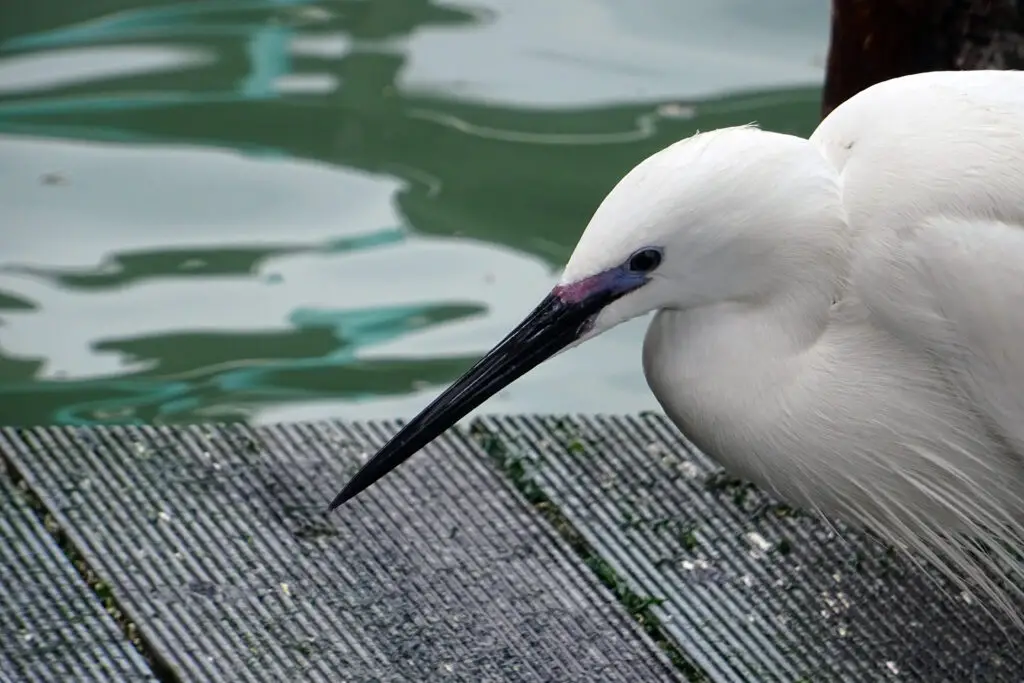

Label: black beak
[328,280,630,510]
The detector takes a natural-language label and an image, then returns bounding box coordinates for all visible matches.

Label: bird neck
[642,269,841,462]
[641,287,839,508]
[652,288,833,380]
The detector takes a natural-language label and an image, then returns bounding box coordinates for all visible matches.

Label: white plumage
[566,70,1024,624]
[333,70,1024,627]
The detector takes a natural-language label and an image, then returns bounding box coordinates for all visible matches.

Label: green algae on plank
[469,422,709,682]
[1,453,174,680]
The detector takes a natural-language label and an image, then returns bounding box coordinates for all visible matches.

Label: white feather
[561,70,1024,625]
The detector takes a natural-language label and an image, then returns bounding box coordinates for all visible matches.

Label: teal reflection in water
[4,0,477,50]
[0,0,826,426]
[0,301,484,425]
[5,227,407,290]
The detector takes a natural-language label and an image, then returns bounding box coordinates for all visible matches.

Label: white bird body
[564,71,1024,618]
[336,70,1024,625]
[645,72,1024,527]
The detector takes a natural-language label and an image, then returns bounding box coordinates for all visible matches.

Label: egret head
[330,125,847,509]
[564,125,848,345]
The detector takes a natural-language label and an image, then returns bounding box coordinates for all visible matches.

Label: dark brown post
[822,0,1024,119]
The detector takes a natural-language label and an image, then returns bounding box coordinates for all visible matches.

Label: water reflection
[0,0,825,425]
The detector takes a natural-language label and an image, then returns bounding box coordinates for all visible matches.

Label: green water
[0,0,828,426]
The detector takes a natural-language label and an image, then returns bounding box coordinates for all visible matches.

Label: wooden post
[822,0,1024,118]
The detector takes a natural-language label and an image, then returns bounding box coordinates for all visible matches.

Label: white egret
[331,70,1024,626]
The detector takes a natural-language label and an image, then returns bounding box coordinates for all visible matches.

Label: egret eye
[627,247,663,274]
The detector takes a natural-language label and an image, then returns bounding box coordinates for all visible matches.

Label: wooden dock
[1,415,1021,682]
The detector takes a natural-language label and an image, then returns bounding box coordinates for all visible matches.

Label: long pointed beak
[328,272,640,510]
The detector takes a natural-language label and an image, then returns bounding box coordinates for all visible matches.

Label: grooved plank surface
[476,414,1024,683]
[0,465,157,683]
[0,423,682,683]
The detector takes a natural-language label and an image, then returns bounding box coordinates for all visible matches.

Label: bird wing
[854,215,1024,456]
[810,71,1024,454]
